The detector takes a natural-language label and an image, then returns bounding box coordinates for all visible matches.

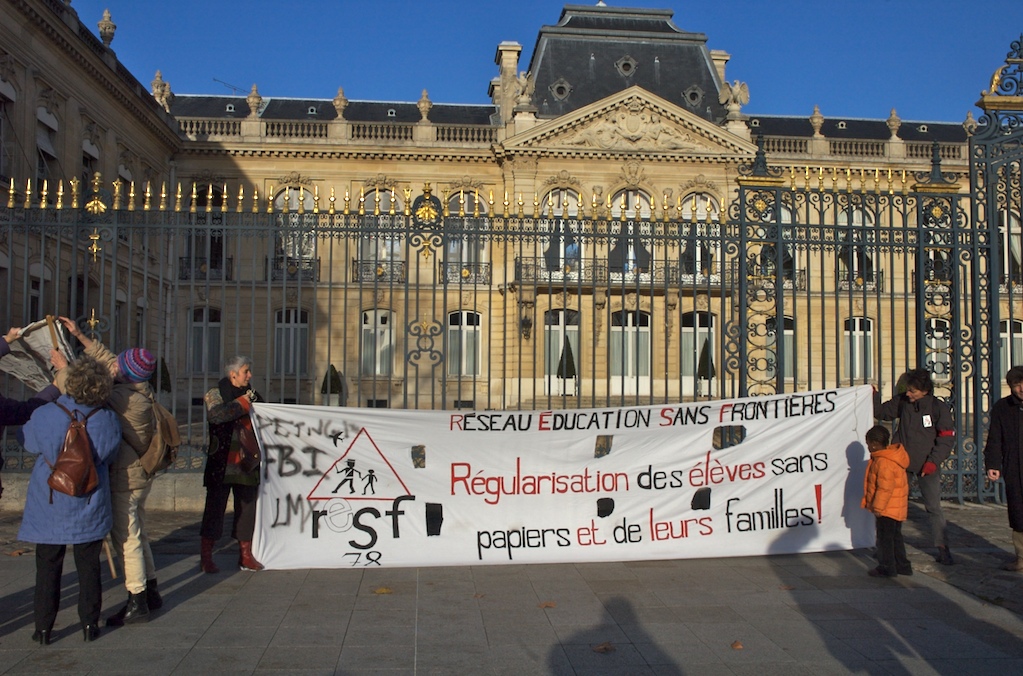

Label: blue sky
[70,0,1023,123]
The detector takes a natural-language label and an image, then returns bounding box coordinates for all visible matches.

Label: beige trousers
[110,483,157,594]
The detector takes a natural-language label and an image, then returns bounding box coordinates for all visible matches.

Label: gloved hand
[245,389,257,402]
[920,461,938,476]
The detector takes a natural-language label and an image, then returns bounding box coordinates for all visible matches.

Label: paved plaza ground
[0,499,1021,674]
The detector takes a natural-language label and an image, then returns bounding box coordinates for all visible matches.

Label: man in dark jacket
[874,368,956,565]
[984,366,1023,572]
[0,328,64,500]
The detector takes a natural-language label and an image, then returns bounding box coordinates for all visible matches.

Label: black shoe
[146,579,163,611]
[31,629,51,645]
[868,567,896,578]
[82,624,101,642]
[936,547,954,566]
[109,592,150,626]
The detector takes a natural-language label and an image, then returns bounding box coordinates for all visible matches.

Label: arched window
[362,309,394,377]
[447,310,481,376]
[759,206,797,284]
[273,187,318,281]
[680,193,721,278]
[541,188,581,218]
[274,307,309,376]
[837,208,877,289]
[843,317,873,381]
[189,307,221,374]
[184,186,228,281]
[609,188,652,220]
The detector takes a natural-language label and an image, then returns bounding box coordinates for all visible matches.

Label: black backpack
[44,403,101,503]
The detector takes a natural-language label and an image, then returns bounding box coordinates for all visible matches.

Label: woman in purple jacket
[18,356,121,645]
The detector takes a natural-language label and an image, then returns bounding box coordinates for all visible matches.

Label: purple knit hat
[117,347,156,383]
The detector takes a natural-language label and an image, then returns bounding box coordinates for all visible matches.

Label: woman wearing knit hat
[58,317,166,627]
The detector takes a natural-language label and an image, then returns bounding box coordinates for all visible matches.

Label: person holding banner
[57,317,164,626]
[874,368,956,566]
[200,355,264,573]
[0,327,65,500]
[983,366,1023,572]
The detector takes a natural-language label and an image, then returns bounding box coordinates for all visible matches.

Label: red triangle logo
[306,427,411,502]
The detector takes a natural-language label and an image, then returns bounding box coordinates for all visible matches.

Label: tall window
[925,318,952,383]
[540,188,581,276]
[447,310,481,376]
[843,317,873,380]
[445,192,487,268]
[999,211,1022,288]
[766,316,796,381]
[189,307,221,374]
[362,309,394,376]
[544,308,580,396]
[274,187,317,258]
[275,308,309,375]
[610,310,651,378]
[837,208,876,286]
[187,187,227,280]
[681,311,715,379]
[1000,320,1023,372]
[36,120,57,192]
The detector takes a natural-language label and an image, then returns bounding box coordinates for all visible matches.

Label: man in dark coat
[874,368,957,565]
[984,366,1023,571]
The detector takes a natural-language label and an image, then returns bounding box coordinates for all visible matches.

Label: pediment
[504,86,756,157]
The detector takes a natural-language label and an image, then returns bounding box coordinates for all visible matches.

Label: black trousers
[34,540,103,631]
[875,516,911,575]
[200,483,258,541]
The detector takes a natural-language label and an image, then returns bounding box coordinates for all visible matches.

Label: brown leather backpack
[44,403,100,502]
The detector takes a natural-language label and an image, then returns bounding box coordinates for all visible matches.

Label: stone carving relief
[618,161,645,188]
[560,100,700,152]
[276,171,312,187]
[542,170,581,189]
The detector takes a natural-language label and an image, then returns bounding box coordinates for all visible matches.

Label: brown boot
[200,537,219,574]
[1005,530,1023,571]
[238,541,264,571]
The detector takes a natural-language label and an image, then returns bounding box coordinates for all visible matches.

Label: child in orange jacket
[863,425,913,577]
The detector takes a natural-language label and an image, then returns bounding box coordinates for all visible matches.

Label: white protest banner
[252,385,876,570]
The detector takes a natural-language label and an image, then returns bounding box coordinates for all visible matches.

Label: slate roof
[525,4,727,124]
[169,96,497,125]
[748,115,968,142]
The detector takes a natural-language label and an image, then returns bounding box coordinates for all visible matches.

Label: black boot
[146,579,163,611]
[82,623,101,641]
[107,592,149,626]
[31,629,51,645]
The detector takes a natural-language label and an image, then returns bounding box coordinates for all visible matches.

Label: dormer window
[750,119,760,127]
[918,124,929,133]
[225,103,235,113]
[387,109,396,117]
[837,121,847,130]
[308,106,317,115]
[549,78,573,102]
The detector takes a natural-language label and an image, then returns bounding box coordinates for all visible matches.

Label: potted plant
[320,364,344,406]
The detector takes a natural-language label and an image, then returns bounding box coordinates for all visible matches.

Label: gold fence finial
[39,180,48,209]
[7,178,14,209]
[252,187,259,213]
[159,182,167,211]
[128,181,136,211]
[143,181,151,211]
[174,183,182,212]
[112,180,122,211]
[237,184,245,213]
[23,179,32,209]
[329,186,336,215]
[267,185,274,213]
[56,180,64,210]
[313,185,319,214]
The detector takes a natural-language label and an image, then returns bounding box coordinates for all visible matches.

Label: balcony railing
[746,266,808,291]
[352,259,407,283]
[837,270,884,291]
[440,261,491,285]
[179,256,234,281]
[268,256,320,282]
[514,257,730,288]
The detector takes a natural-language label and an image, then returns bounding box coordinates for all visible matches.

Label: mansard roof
[748,115,968,142]
[525,4,727,124]
[169,95,496,125]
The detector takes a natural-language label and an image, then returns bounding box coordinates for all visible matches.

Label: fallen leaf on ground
[6,549,30,557]
[373,587,393,594]
[731,640,744,650]
[593,641,616,653]
[473,593,485,599]
[538,600,557,609]
[779,584,795,590]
